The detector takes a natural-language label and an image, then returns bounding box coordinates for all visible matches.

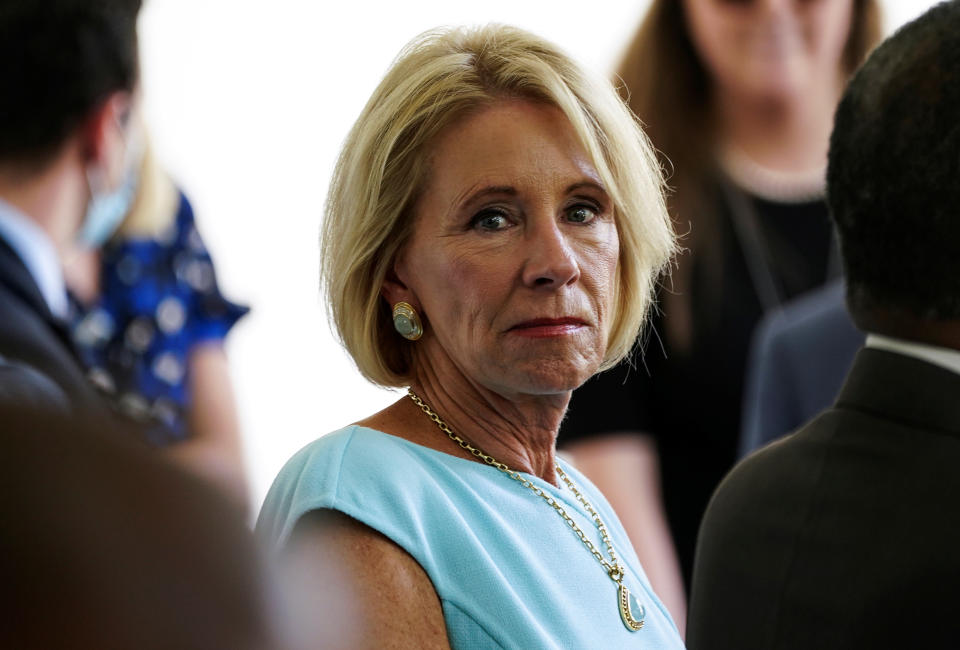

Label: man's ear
[79,91,133,179]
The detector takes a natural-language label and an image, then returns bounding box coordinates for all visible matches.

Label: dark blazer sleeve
[0,354,71,413]
[739,281,863,458]
[739,309,798,458]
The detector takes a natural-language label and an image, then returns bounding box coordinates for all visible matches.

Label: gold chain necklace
[407,390,645,632]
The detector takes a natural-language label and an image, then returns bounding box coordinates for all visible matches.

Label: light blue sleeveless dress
[257,425,685,649]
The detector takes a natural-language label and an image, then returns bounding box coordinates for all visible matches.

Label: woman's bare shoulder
[284,509,451,649]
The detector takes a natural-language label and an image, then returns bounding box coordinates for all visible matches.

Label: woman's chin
[493,358,601,397]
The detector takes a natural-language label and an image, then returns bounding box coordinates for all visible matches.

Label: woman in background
[65,122,250,511]
[560,0,882,629]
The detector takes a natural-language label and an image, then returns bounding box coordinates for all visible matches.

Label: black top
[688,348,960,649]
[560,181,835,585]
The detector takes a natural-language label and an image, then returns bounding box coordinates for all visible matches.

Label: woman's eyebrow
[565,180,607,195]
[462,185,518,204]
[449,185,519,215]
[453,181,606,213]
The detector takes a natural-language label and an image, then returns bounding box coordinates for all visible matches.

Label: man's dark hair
[828,0,960,322]
[0,0,142,167]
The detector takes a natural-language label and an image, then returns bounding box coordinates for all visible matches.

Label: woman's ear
[382,255,425,341]
[381,249,421,310]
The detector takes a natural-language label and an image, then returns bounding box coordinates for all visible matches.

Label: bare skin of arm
[166,344,249,513]
[281,509,451,650]
[564,433,687,636]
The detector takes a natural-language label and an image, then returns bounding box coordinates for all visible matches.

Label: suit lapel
[0,237,81,362]
[835,347,960,437]
[0,237,57,320]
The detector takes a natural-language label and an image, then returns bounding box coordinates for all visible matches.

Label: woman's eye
[566,204,598,224]
[472,211,511,231]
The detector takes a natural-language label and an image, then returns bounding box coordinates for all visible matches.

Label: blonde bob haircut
[322,23,676,388]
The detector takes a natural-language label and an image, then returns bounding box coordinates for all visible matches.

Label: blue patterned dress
[71,192,248,445]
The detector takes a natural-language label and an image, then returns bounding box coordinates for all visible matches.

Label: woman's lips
[508,317,587,338]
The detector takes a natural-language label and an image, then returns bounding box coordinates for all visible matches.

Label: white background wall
[137,0,941,510]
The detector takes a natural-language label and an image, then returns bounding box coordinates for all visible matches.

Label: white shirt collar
[865,333,960,378]
[0,197,69,319]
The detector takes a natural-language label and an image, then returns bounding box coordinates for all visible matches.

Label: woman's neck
[715,72,844,175]
[62,245,101,306]
[360,361,569,486]
[412,370,567,484]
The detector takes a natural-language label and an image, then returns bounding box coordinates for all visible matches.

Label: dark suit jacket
[689,347,960,649]
[739,280,865,458]
[0,237,103,412]
[0,354,70,412]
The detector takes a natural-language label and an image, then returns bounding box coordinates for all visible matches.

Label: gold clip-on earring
[392,302,423,341]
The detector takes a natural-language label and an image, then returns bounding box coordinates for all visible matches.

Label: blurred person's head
[0,0,144,250]
[0,405,277,650]
[827,0,960,346]
[681,0,865,106]
[321,24,675,389]
[617,0,881,165]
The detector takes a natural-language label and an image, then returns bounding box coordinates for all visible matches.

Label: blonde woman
[257,24,683,648]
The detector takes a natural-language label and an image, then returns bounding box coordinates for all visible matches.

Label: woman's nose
[521,219,580,289]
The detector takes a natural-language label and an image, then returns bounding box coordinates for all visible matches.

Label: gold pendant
[618,584,645,632]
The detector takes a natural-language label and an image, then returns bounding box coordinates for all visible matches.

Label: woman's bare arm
[281,509,451,650]
[166,344,249,511]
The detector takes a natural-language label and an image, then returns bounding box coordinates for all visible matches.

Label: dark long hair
[615,0,883,348]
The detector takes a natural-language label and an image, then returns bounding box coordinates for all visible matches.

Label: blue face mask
[77,124,143,248]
